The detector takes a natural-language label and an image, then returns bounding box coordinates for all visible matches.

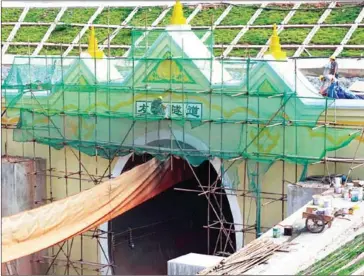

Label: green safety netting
[2,29,360,236]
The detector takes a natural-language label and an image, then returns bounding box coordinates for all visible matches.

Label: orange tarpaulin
[2,157,193,263]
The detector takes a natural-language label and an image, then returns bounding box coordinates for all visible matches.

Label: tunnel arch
[99,130,243,274]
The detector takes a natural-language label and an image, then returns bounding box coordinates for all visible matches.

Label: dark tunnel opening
[108,153,235,275]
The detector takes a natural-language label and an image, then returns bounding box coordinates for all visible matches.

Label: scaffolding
[2,6,364,274]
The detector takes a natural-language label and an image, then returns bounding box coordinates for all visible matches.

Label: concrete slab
[350,81,364,93]
[245,190,364,275]
[168,253,224,275]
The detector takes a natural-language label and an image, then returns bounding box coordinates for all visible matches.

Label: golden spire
[266,24,286,60]
[87,26,105,59]
[170,0,187,25]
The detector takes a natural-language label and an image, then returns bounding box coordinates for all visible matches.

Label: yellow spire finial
[170,0,187,25]
[87,26,105,59]
[266,24,286,60]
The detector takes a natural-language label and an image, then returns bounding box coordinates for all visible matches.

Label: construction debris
[198,238,290,275]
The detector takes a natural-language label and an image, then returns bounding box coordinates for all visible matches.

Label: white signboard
[135,101,202,119]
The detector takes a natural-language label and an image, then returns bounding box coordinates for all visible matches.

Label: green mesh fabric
[2,41,356,164]
[2,29,359,171]
[3,29,360,238]
[246,160,273,236]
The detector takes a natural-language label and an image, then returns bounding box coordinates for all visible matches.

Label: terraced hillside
[298,233,364,275]
[1,2,364,58]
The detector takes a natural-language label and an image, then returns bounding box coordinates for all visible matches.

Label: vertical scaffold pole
[294,58,298,183]
[77,30,84,274]
[256,57,261,238]
[282,86,286,221]
[61,40,69,275]
[46,47,55,274]
[244,57,250,245]
[210,16,216,253]
[220,36,224,254]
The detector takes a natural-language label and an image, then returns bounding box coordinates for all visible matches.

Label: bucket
[323,198,331,208]
[334,177,342,187]
[335,186,342,194]
[273,227,280,238]
[347,183,354,190]
[351,190,359,202]
[324,208,332,216]
[312,195,321,206]
[315,208,325,215]
[343,189,350,200]
[283,226,293,236]
[357,187,363,200]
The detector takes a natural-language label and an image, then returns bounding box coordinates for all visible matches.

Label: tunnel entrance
[108,154,235,275]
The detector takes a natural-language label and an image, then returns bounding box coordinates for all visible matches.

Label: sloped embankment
[298,233,364,275]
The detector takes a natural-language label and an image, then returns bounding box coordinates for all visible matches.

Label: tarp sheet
[2,157,193,263]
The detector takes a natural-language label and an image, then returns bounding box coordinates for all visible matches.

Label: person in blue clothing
[319,75,364,100]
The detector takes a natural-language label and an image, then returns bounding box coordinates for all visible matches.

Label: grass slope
[229,48,260,57]
[302,49,334,57]
[94,7,133,25]
[254,4,292,25]
[1,4,363,58]
[1,26,13,42]
[190,5,226,26]
[24,8,60,23]
[340,49,364,57]
[239,29,271,45]
[158,6,195,26]
[325,5,362,24]
[214,29,240,44]
[310,27,348,45]
[280,28,311,44]
[7,45,36,55]
[13,26,49,42]
[348,27,364,45]
[61,8,97,24]
[1,8,23,22]
[220,5,259,25]
[298,233,364,275]
[47,25,82,43]
[288,4,326,24]
[129,7,163,26]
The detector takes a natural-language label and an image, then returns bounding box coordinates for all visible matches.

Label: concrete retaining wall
[287,182,330,217]
[1,156,47,275]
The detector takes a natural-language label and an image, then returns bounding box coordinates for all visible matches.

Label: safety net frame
[2,28,361,240]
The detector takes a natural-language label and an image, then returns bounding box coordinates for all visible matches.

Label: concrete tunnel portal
[106,139,237,275]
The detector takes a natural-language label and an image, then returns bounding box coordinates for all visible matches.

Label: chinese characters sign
[136,101,202,119]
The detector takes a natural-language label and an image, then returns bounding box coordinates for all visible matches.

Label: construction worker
[328,56,338,79]
[319,74,364,99]
[151,96,168,118]
[319,74,338,96]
